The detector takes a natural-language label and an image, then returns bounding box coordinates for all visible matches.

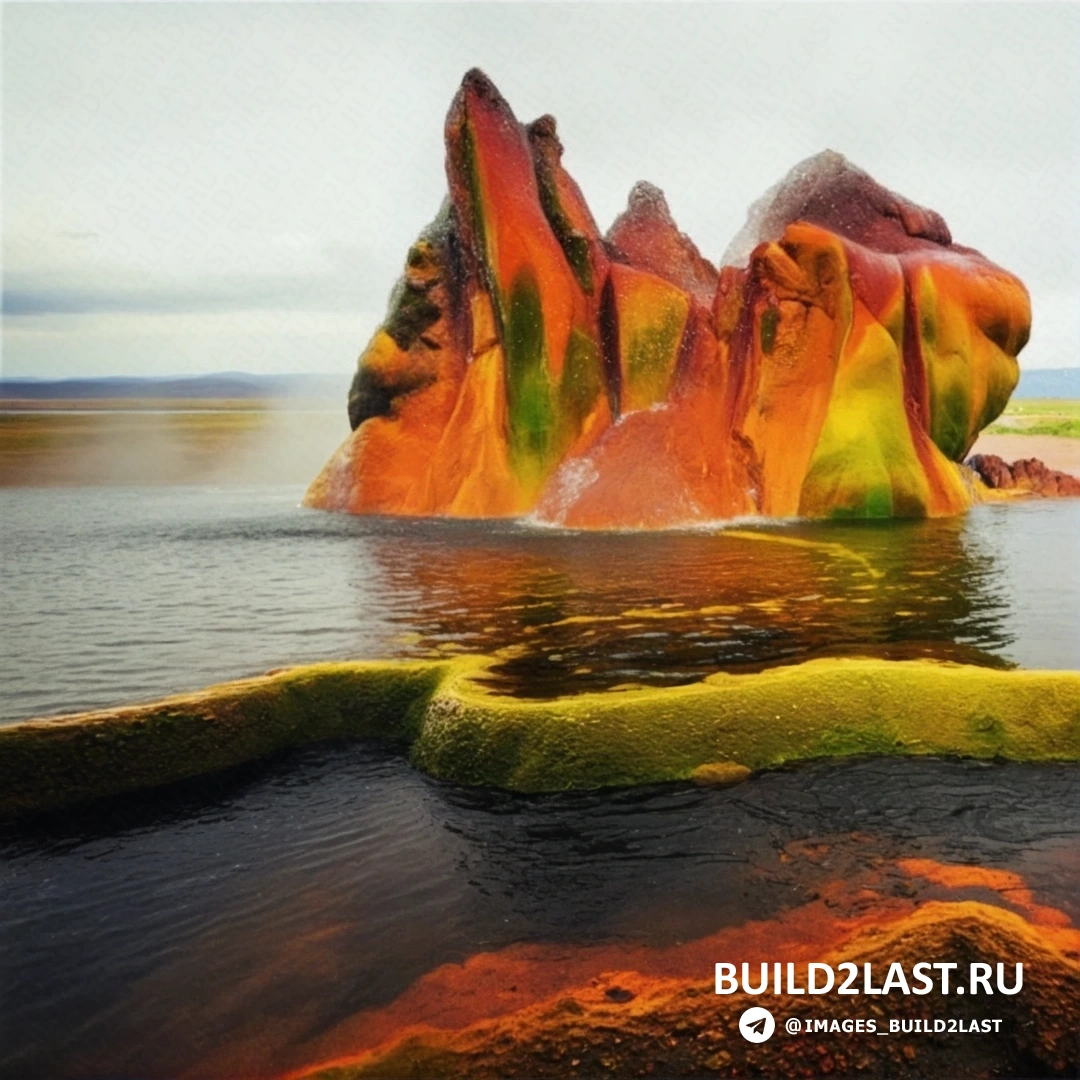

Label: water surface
[2,487,1077,721]
[2,749,1078,1079]
[2,487,1079,1079]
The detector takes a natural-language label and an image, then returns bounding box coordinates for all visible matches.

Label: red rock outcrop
[968,454,1080,497]
[305,71,1032,527]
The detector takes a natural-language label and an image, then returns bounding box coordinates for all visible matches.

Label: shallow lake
[2,487,1078,722]
[1,488,1078,1078]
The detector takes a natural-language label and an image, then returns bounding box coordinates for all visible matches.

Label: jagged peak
[606,181,717,305]
[625,180,673,218]
[722,149,953,267]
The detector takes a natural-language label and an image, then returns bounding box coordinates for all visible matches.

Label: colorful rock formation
[305,70,1031,526]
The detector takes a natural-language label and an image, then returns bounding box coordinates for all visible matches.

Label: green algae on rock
[1,656,1078,817]
[412,656,1080,791]
[0,661,449,818]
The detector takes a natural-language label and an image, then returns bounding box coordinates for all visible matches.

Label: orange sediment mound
[306,71,1031,527]
[898,858,1074,929]
[277,860,1080,1080]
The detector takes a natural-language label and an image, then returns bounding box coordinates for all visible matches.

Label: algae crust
[0,661,449,817]
[413,656,1080,791]
[690,761,751,787]
[1,655,1078,816]
[292,900,1080,1080]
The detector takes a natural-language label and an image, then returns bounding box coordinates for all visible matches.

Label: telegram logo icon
[739,1005,775,1043]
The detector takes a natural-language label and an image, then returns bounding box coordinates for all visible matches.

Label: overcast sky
[3,2,1078,378]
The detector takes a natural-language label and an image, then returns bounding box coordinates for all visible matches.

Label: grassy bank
[2,655,1078,817]
[987,399,1080,439]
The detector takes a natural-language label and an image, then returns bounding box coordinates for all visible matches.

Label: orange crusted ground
[228,858,1080,1080]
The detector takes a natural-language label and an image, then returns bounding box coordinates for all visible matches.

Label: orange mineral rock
[305,71,1032,527]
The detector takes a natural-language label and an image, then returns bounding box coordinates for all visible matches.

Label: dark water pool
[2,749,1078,1079]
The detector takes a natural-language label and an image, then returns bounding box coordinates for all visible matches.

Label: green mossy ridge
[0,662,449,818]
[413,657,1080,791]
[2,657,1078,817]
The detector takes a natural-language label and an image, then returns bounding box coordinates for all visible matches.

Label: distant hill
[4,367,1075,403]
[0,372,347,401]
[1015,368,1080,399]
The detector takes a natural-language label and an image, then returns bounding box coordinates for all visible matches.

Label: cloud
[2,3,1077,376]
[2,272,367,318]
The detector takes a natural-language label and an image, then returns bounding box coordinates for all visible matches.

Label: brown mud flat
[265,860,1080,1080]
[0,403,348,487]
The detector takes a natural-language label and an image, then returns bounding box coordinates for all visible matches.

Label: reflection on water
[1,487,1077,720]
[1,747,1078,1080]
[375,515,1018,696]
